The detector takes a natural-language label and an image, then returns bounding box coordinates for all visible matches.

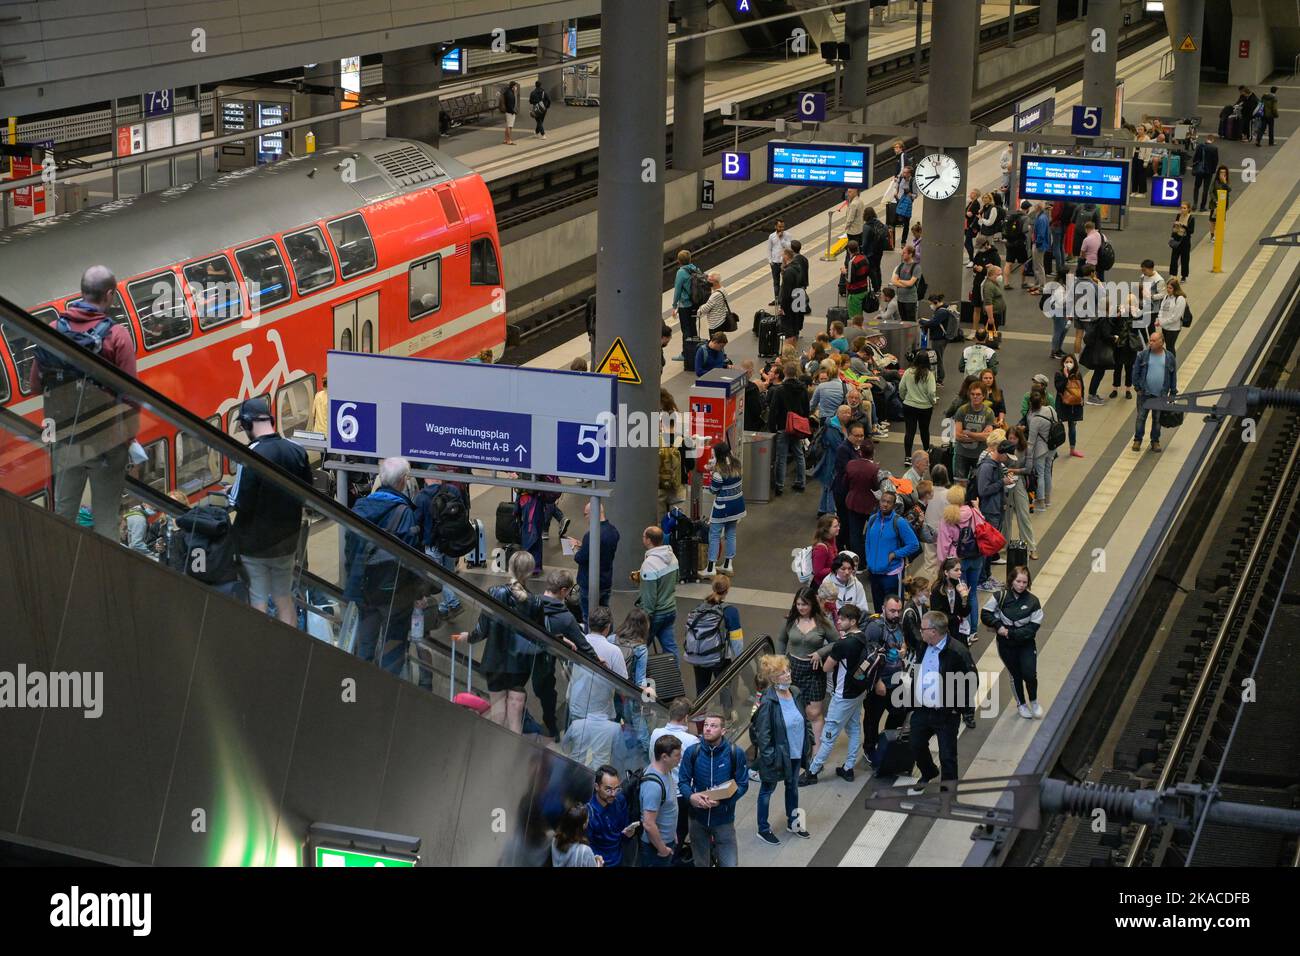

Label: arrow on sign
[515,444,528,461]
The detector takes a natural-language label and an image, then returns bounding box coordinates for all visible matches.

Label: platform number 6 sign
[798,92,826,123]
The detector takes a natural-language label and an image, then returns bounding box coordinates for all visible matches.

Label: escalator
[0,294,675,867]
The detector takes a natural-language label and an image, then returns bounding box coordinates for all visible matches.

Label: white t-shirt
[587,632,629,680]
[650,723,700,788]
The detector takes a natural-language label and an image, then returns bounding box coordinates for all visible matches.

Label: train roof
[0,138,477,310]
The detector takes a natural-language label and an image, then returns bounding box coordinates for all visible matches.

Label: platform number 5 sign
[1071,106,1101,137]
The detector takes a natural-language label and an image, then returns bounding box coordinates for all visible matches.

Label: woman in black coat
[752,654,816,841]
[970,235,1002,312]
[1169,201,1196,283]
[932,557,974,645]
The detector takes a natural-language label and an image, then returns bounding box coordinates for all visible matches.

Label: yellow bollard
[1211,188,1227,274]
[305,130,316,154]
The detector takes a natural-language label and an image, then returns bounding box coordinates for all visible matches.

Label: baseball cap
[997,440,1017,455]
[1031,373,1050,387]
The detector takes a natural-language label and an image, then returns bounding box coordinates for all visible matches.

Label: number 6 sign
[798,91,826,123]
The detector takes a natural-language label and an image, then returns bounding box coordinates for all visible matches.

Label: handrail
[0,296,664,712]
[689,634,775,716]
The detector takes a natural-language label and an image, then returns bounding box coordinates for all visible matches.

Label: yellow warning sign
[1178,34,1197,53]
[595,336,641,384]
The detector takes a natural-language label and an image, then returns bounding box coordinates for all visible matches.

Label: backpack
[1035,408,1066,451]
[1006,213,1025,241]
[961,345,992,374]
[623,766,667,824]
[791,546,813,584]
[33,316,115,385]
[956,521,981,560]
[427,485,477,558]
[1265,95,1279,119]
[359,503,421,607]
[866,217,888,251]
[1098,238,1116,272]
[497,88,508,112]
[937,306,960,342]
[688,268,712,307]
[684,602,728,663]
[175,504,240,585]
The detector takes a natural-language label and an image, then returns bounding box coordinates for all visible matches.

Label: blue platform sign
[767,141,873,187]
[797,91,827,122]
[722,151,751,181]
[1150,176,1183,208]
[1019,155,1129,204]
[144,89,174,118]
[1071,105,1102,136]
[1014,92,1055,133]
[326,351,618,481]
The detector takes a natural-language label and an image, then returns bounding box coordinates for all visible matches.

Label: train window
[128,273,193,350]
[326,215,378,280]
[285,226,336,295]
[135,437,169,492]
[182,255,244,330]
[0,342,8,404]
[175,417,223,496]
[275,374,317,438]
[469,238,500,286]
[234,241,292,311]
[409,255,441,319]
[2,307,57,397]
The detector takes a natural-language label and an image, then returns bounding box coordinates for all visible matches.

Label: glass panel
[284,226,336,295]
[133,437,169,492]
[175,417,222,496]
[275,374,316,438]
[361,321,373,353]
[127,272,193,350]
[3,307,58,396]
[234,241,292,311]
[409,256,441,319]
[339,327,353,351]
[469,238,500,286]
[326,214,378,279]
[0,341,10,404]
[182,255,244,329]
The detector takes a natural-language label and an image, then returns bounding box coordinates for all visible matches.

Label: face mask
[775,682,791,691]
[917,595,929,606]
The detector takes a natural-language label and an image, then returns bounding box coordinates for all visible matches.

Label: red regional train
[0,138,505,505]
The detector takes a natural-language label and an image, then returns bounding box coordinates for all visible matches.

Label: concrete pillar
[1038,0,1058,36]
[304,62,344,148]
[1171,0,1205,119]
[843,0,870,115]
[595,0,668,585]
[920,0,979,320]
[383,44,441,145]
[538,20,565,105]
[673,0,707,171]
[1082,0,1122,130]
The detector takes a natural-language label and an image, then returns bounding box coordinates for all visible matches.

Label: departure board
[767,142,873,187]
[1019,155,1129,203]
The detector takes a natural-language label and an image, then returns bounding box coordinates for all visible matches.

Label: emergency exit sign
[314,846,416,867]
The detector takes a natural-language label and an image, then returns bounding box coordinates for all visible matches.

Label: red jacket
[844,458,880,515]
[811,540,837,589]
[29,302,138,391]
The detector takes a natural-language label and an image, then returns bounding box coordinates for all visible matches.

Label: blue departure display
[767,142,873,187]
[1019,155,1129,203]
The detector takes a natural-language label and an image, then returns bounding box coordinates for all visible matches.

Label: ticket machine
[688,367,746,480]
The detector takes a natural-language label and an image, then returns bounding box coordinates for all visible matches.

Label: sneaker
[773,487,784,497]
[437,602,463,617]
[558,517,571,538]
[1151,441,1162,453]
[1085,395,1105,406]
[756,830,781,846]
[787,822,811,839]
[798,769,819,786]
[1017,703,1033,719]
[1108,389,1118,399]
[541,532,549,540]
[1132,439,1141,451]
[1125,389,1133,400]
[749,768,761,782]
[1051,350,1067,360]
[1031,700,1044,718]
[991,555,1007,565]
[1070,449,1084,459]
[835,765,855,782]
[903,456,912,467]
[978,578,999,591]
[704,562,716,577]
[907,778,934,796]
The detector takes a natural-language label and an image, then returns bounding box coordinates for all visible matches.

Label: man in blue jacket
[694,331,732,377]
[678,714,749,867]
[345,457,422,676]
[864,489,920,613]
[1031,202,1051,292]
[565,500,620,623]
[1132,329,1177,453]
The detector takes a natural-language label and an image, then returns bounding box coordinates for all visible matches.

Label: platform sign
[144,88,174,118]
[700,178,715,210]
[797,91,827,122]
[327,351,617,481]
[1019,154,1129,204]
[1071,105,1102,137]
[721,151,751,181]
[1014,89,1055,133]
[1150,176,1183,208]
[767,141,873,187]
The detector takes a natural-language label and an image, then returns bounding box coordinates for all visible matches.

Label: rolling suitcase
[682,335,703,374]
[495,500,520,545]
[757,313,782,358]
[871,727,916,777]
[466,518,489,568]
[449,639,489,714]
[1005,538,1029,585]
[959,299,976,326]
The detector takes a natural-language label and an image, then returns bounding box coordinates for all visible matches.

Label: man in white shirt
[841,189,866,262]
[584,606,628,679]
[1136,259,1166,336]
[650,698,699,855]
[568,606,625,721]
[767,218,792,304]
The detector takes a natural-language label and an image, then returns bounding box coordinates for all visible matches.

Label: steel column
[673,0,708,171]
[844,0,871,114]
[1171,0,1205,120]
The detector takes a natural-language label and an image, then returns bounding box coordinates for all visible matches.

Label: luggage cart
[563,64,600,107]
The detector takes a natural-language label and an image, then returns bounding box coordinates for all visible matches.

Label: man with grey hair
[344,457,422,677]
[32,265,138,541]
[907,609,977,795]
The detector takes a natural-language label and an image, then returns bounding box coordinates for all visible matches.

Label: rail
[690,635,775,717]
[1160,49,1175,79]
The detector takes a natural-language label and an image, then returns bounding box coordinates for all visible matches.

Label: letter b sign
[722,151,751,181]
[1151,176,1182,208]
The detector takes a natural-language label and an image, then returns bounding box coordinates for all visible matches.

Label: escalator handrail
[0,296,664,711]
[688,634,775,716]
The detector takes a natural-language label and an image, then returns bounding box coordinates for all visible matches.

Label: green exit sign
[314,846,416,867]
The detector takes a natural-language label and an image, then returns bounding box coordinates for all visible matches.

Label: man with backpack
[921,292,957,386]
[864,489,921,612]
[344,457,422,676]
[638,734,684,866]
[229,396,312,626]
[800,604,874,785]
[535,569,598,737]
[1255,86,1279,146]
[416,478,479,619]
[32,265,139,542]
[528,79,550,138]
[678,714,749,867]
[585,766,634,867]
[672,249,706,363]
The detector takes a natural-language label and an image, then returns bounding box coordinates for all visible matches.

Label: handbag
[1182,302,1193,328]
[1168,235,1181,249]
[784,411,812,438]
[1158,409,1184,428]
[973,510,1007,557]
[719,291,739,333]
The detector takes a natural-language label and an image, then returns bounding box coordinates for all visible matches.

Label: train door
[333,291,379,353]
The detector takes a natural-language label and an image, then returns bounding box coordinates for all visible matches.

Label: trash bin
[867,320,919,365]
[742,431,774,503]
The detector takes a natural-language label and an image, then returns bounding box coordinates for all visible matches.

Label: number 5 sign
[1071,105,1102,136]
[798,91,826,122]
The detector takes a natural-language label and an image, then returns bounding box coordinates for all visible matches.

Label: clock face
[915,153,962,201]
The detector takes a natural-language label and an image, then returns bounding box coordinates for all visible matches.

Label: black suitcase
[495,500,520,545]
[645,652,687,701]
[826,305,849,333]
[1005,538,1029,585]
[682,335,703,374]
[871,727,915,777]
[757,314,782,358]
[959,299,976,325]
[752,308,775,336]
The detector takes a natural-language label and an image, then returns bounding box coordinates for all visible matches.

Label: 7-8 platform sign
[326,351,617,481]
